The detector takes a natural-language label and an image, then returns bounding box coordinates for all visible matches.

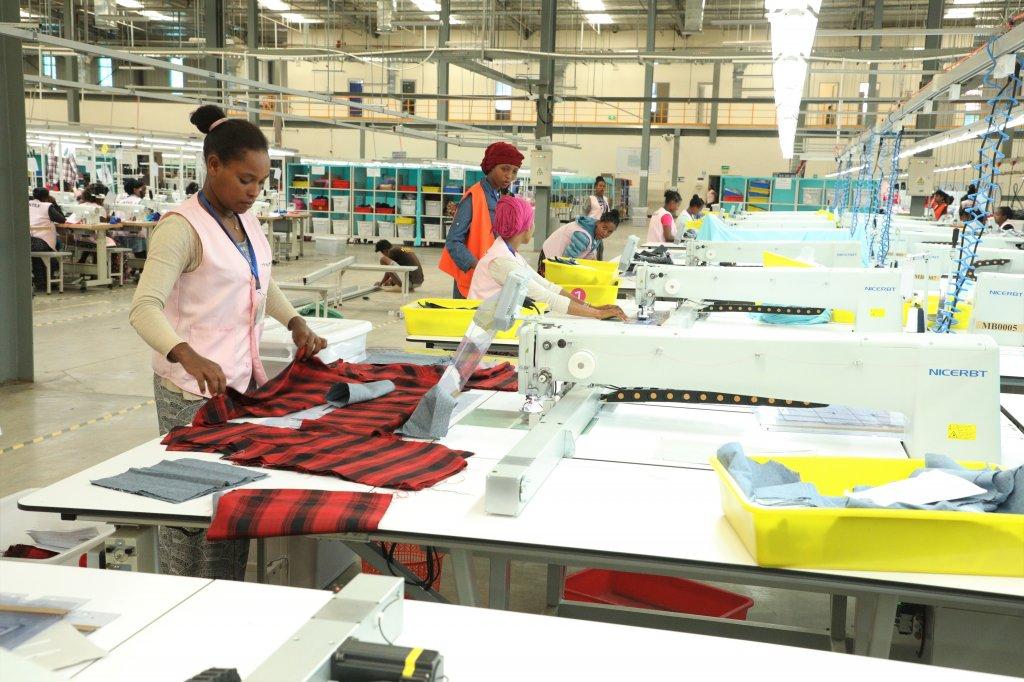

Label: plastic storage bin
[711,455,1024,577]
[331,219,350,236]
[261,317,372,377]
[1,489,114,566]
[544,258,619,286]
[332,196,350,213]
[425,224,444,241]
[311,217,331,234]
[566,284,619,306]
[376,220,396,238]
[315,235,348,257]
[397,223,415,240]
[402,298,546,340]
[564,569,753,620]
[425,200,442,217]
[400,199,418,215]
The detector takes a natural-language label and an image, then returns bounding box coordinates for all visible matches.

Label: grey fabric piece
[719,443,1023,513]
[326,380,395,407]
[363,350,448,366]
[398,371,460,439]
[91,458,267,503]
[231,403,335,429]
[152,376,249,579]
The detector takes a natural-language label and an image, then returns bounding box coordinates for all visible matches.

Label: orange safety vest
[439,182,495,297]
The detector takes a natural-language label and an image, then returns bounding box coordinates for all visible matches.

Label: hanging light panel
[765,0,821,159]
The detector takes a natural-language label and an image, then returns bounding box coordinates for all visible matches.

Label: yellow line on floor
[33,305,131,328]
[0,399,155,455]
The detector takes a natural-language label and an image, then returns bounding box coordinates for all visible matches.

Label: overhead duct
[377,0,397,33]
[684,0,706,33]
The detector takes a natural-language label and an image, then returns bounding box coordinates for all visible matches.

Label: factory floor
[0,223,839,644]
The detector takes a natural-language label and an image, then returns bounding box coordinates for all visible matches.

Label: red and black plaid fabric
[207,488,391,541]
[163,424,471,490]
[193,358,518,429]
[3,544,59,560]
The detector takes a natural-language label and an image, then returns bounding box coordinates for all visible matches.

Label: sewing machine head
[685,240,863,268]
[971,273,1024,347]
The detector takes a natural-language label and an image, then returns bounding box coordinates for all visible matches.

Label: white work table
[17,387,1024,664]
[1,564,1011,682]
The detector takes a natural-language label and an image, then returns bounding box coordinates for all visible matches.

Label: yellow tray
[402,298,546,341]
[829,297,972,328]
[564,284,619,307]
[711,455,1023,577]
[545,258,619,286]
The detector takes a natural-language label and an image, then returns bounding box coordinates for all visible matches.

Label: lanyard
[197,191,260,290]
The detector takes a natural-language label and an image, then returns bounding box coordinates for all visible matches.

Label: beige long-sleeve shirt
[130,213,299,398]
[485,251,571,315]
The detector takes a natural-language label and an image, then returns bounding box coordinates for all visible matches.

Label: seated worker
[646,189,682,243]
[469,195,627,322]
[28,188,68,292]
[993,206,1021,235]
[540,209,621,269]
[74,183,117,264]
[374,239,424,292]
[931,190,952,221]
[113,177,149,257]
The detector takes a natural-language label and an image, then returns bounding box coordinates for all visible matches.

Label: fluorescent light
[280,12,322,23]
[586,13,614,25]
[116,0,144,8]
[766,1,820,159]
[945,8,975,18]
[412,0,442,11]
[575,0,606,10]
[258,0,291,9]
[138,10,174,20]
[934,163,972,173]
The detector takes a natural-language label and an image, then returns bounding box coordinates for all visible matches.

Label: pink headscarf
[493,195,534,240]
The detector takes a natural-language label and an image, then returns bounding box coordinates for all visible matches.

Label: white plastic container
[331,219,350,236]
[0,489,114,566]
[399,198,417,215]
[397,224,415,240]
[376,220,396,238]
[260,317,372,378]
[332,196,350,213]
[315,235,348,257]
[425,200,442,216]
[425,224,444,241]
[312,217,331,234]
[354,220,373,238]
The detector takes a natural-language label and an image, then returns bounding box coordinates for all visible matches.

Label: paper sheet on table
[14,621,105,671]
[847,470,987,507]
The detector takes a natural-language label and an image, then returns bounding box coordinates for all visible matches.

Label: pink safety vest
[542,220,596,260]
[588,195,608,219]
[646,207,675,243]
[151,194,273,397]
[468,237,527,301]
[29,200,58,249]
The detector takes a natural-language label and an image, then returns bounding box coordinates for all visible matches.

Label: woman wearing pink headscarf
[469,195,627,321]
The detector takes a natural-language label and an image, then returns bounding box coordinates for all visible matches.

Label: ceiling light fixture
[116,0,144,8]
[575,0,607,11]
[258,0,291,10]
[585,13,614,25]
[280,12,322,23]
[138,10,174,21]
[944,8,976,18]
[765,0,821,160]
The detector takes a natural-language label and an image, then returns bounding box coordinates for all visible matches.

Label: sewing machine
[249,574,443,681]
[485,318,1001,516]
[632,263,903,332]
[111,203,150,221]
[970,273,1024,346]
[685,240,864,267]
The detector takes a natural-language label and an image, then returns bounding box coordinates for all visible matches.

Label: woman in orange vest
[440,141,524,298]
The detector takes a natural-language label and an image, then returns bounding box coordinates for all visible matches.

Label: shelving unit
[285,160,485,247]
[720,175,840,213]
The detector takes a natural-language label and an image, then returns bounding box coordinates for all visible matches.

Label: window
[41,54,56,80]
[401,79,416,115]
[696,82,712,124]
[98,57,113,87]
[818,82,838,127]
[348,79,364,117]
[651,82,669,124]
[169,57,184,90]
[495,82,512,121]
[858,82,870,114]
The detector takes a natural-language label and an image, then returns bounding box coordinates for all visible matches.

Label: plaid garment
[45,143,58,187]
[163,426,471,490]
[193,358,518,428]
[206,488,391,541]
[3,544,59,560]
[63,150,79,188]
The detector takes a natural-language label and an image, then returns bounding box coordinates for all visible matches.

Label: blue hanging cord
[873,130,903,267]
[933,42,1021,332]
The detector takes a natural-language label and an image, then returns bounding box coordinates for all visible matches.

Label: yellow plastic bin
[544,258,619,286]
[565,284,619,307]
[402,298,546,341]
[711,455,1023,577]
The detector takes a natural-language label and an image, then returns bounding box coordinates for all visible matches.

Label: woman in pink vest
[646,189,682,243]
[587,176,611,219]
[469,195,627,321]
[28,188,66,292]
[130,104,326,579]
[541,209,621,264]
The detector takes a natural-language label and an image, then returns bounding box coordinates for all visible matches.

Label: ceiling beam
[451,59,535,94]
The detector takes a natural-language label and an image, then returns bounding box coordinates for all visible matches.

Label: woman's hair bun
[190,104,227,134]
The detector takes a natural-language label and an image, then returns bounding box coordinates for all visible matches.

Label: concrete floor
[0,226,836,639]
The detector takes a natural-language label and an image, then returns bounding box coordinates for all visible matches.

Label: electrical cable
[934,42,1021,332]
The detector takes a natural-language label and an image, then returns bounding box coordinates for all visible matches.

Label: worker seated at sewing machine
[539,208,621,272]
[469,195,627,321]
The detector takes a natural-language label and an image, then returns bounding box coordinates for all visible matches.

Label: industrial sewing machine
[632,262,904,332]
[248,575,442,681]
[970,273,1024,346]
[484,317,1001,516]
[684,240,864,267]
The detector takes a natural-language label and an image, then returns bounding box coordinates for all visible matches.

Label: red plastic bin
[563,569,754,620]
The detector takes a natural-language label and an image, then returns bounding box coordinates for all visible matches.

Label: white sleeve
[487,257,570,315]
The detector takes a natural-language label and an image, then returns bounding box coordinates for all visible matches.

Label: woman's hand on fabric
[593,305,628,321]
[168,343,227,395]
[288,316,327,360]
